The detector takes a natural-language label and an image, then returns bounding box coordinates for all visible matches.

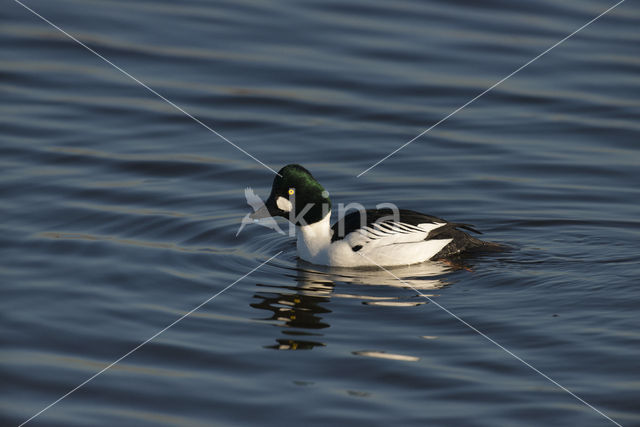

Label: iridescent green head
[257,164,331,226]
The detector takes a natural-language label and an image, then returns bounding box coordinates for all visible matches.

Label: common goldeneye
[251,164,499,267]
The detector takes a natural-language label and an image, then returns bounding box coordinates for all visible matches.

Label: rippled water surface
[2,0,640,425]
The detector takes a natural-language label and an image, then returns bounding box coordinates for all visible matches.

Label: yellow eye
[288,188,295,195]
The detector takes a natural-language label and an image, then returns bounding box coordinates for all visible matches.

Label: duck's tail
[429,225,505,259]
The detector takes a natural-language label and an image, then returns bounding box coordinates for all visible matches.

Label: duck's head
[252,164,331,226]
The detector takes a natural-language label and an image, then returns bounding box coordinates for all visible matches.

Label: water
[2,0,639,425]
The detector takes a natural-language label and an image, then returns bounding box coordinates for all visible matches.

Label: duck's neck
[296,211,332,262]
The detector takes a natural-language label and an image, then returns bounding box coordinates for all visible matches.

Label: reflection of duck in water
[251,275,332,350]
[251,261,453,350]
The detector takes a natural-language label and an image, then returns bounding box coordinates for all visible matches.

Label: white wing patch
[346,221,446,248]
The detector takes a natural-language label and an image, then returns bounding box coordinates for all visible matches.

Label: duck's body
[252,164,499,267]
[296,209,489,267]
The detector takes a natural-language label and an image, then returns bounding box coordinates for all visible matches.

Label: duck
[251,164,500,267]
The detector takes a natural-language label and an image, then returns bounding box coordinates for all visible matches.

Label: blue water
[2,0,639,425]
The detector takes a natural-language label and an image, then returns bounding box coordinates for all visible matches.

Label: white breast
[296,213,333,265]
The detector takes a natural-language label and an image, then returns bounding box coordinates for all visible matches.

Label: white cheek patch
[276,196,293,212]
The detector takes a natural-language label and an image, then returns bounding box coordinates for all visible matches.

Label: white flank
[295,213,453,267]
